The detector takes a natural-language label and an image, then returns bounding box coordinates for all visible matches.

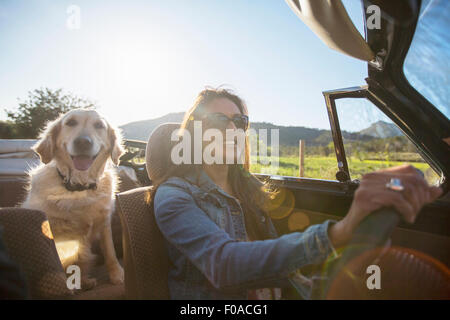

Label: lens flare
[265,188,295,220]
[55,240,80,267]
[288,211,310,231]
[41,220,54,240]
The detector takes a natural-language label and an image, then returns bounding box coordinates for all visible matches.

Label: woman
[153,88,442,299]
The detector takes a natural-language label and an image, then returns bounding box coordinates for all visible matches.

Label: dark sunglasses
[201,113,249,131]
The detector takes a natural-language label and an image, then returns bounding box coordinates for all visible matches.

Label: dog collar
[57,169,97,192]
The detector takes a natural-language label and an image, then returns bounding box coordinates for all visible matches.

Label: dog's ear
[108,124,125,165]
[33,117,62,164]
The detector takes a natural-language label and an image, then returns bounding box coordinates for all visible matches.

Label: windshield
[403,0,450,120]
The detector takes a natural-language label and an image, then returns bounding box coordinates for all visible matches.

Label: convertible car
[0,0,449,299]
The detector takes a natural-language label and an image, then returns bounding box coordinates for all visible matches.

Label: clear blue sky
[0,0,373,129]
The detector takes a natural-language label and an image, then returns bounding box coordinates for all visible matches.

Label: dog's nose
[74,136,93,152]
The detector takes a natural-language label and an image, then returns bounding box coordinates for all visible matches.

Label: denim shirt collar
[183,168,237,202]
[184,169,216,192]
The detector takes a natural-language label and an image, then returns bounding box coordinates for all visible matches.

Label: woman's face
[201,97,247,165]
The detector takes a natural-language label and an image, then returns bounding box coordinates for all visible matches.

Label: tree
[5,88,96,138]
[0,121,18,139]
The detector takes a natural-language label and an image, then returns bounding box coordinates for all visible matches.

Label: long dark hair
[151,87,276,240]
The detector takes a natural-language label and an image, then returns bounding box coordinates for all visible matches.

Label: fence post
[299,139,305,177]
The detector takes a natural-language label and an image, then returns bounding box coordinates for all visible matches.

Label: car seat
[116,123,181,299]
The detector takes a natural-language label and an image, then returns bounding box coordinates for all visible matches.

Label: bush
[5,88,96,138]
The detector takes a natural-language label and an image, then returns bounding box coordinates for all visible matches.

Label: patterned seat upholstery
[0,123,180,299]
[0,165,141,299]
[0,208,72,299]
[116,123,180,299]
[116,187,169,299]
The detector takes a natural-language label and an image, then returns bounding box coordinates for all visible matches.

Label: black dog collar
[57,169,97,192]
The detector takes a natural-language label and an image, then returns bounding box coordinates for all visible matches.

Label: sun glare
[55,240,80,266]
[72,32,181,126]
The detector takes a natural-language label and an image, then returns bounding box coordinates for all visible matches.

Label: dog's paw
[81,277,97,290]
[109,265,124,285]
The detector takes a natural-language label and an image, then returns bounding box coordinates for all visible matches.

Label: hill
[359,120,402,138]
[119,112,378,146]
[120,112,185,142]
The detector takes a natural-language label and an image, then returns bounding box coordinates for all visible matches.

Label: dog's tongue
[72,156,94,171]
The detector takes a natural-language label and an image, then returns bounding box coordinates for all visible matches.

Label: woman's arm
[328,165,443,248]
[154,184,337,292]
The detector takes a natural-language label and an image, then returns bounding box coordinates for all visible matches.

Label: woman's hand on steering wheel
[329,164,443,248]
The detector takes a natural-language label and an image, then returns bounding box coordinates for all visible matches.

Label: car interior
[0,0,449,300]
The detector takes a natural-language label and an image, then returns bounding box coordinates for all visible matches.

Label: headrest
[145,123,181,185]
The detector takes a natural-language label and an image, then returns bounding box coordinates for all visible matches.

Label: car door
[257,0,450,286]
[256,86,449,270]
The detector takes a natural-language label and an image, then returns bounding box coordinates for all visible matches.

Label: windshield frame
[362,0,450,192]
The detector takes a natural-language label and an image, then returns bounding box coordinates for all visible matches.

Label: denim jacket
[153,169,339,299]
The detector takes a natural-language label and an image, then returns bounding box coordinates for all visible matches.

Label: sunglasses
[201,113,249,131]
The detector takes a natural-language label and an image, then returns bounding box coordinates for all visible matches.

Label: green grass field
[250,155,439,184]
[133,153,439,185]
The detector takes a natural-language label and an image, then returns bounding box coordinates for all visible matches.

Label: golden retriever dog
[22,109,125,289]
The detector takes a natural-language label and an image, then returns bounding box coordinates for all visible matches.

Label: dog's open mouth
[71,154,97,171]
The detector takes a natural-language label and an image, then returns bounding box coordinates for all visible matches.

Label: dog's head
[34,109,125,171]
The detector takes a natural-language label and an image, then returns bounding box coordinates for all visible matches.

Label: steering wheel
[317,208,400,299]
[313,168,449,299]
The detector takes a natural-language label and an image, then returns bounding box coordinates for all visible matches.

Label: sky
[0,0,398,130]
